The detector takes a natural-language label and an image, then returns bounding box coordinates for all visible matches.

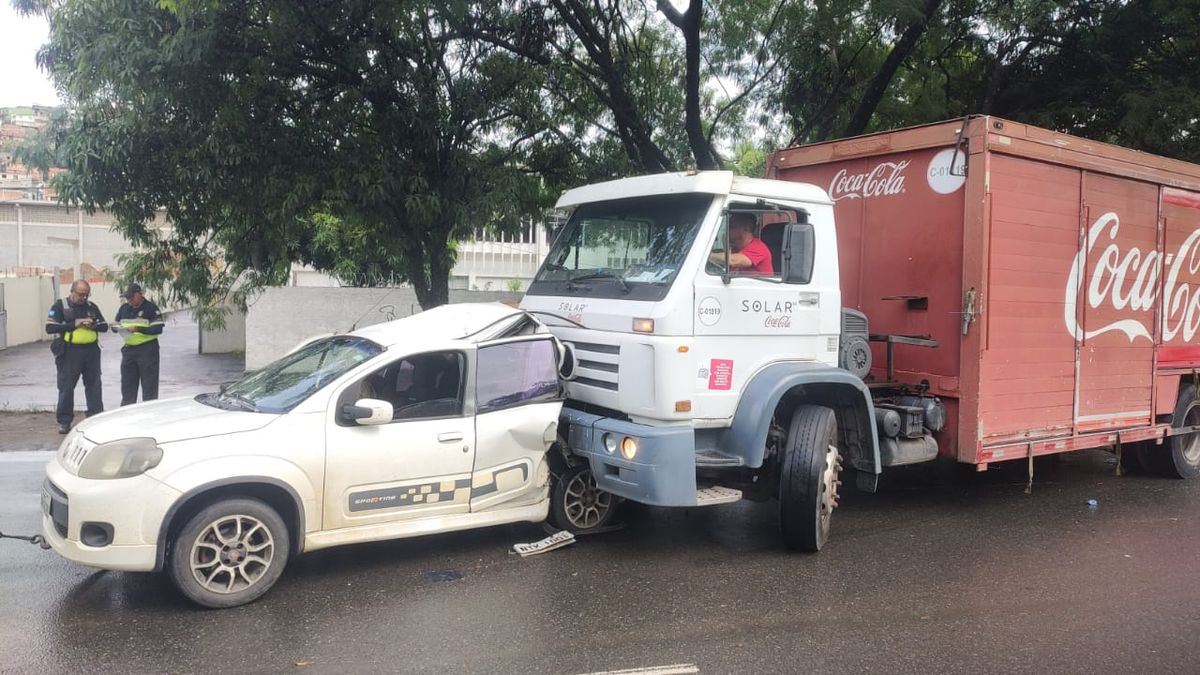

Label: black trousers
[55,343,103,426]
[120,340,160,406]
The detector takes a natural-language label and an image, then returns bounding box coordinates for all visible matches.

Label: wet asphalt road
[2,449,1199,675]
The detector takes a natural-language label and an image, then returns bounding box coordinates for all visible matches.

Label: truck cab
[521,171,910,551]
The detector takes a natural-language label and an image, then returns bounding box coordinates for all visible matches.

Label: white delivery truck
[521,171,893,552]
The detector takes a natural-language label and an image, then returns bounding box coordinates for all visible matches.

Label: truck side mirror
[781,222,815,284]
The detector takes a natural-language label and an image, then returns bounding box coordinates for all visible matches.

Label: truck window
[476,339,561,413]
[527,194,715,302]
[352,351,465,421]
[707,208,799,280]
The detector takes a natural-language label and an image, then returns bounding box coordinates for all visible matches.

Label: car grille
[570,341,621,391]
[59,432,93,474]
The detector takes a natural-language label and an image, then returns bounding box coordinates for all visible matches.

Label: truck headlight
[77,438,163,479]
[603,433,617,454]
[620,437,638,460]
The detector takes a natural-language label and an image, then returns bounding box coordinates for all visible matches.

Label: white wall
[199,306,246,354]
[244,287,523,370]
[0,276,54,347]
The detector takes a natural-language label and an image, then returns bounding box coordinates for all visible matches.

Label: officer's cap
[121,282,143,299]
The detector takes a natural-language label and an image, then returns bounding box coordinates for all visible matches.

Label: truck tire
[1146,384,1200,479]
[779,405,841,552]
[167,497,290,609]
[548,463,617,534]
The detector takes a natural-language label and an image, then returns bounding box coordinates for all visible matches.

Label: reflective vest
[120,318,159,346]
[62,325,98,344]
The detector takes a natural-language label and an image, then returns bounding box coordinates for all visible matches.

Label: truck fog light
[603,433,617,454]
[621,437,638,460]
[632,318,654,333]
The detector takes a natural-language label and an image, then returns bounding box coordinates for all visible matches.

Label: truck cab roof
[555,170,833,209]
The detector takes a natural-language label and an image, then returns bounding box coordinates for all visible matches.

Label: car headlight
[77,438,163,480]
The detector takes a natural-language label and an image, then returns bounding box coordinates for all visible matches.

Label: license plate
[511,530,575,557]
[41,488,51,515]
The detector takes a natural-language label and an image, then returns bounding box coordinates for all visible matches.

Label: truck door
[470,336,563,513]
[1074,174,1158,431]
[690,201,841,412]
[322,349,476,530]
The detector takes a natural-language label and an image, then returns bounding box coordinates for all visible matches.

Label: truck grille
[570,341,621,391]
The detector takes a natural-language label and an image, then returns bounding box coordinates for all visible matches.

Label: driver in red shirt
[710,212,774,275]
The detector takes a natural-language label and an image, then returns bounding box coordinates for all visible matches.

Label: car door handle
[438,432,464,443]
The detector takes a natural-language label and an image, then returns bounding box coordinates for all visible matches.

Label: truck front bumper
[561,407,698,507]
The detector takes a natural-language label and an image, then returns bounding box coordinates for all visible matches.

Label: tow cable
[0,530,50,549]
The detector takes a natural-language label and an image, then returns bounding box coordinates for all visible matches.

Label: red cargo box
[771,116,1200,466]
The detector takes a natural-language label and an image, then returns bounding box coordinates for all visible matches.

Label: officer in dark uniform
[46,280,109,434]
[113,282,165,406]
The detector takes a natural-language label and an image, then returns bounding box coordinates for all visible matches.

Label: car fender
[149,455,320,570]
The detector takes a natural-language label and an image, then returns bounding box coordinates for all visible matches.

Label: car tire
[1146,384,1200,479]
[167,497,290,609]
[548,462,618,534]
[779,405,840,553]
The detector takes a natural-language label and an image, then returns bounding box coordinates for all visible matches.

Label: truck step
[695,450,744,467]
[695,485,743,506]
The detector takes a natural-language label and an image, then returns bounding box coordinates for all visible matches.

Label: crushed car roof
[350,302,533,347]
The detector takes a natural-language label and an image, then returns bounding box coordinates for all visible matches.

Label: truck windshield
[527,193,715,301]
[208,336,383,414]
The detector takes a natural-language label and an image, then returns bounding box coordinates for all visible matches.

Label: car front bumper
[42,458,180,572]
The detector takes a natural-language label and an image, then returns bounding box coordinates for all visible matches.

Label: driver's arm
[709,251,753,268]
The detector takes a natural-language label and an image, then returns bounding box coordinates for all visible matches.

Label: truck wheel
[167,497,290,609]
[1147,384,1200,479]
[779,405,841,552]
[549,463,617,534]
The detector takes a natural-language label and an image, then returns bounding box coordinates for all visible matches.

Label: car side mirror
[781,221,815,284]
[343,398,393,426]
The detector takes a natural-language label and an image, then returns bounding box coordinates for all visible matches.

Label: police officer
[46,280,109,434]
[113,282,164,406]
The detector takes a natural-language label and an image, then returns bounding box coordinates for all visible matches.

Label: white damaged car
[42,303,605,607]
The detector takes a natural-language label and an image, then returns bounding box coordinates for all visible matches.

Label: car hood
[75,396,278,445]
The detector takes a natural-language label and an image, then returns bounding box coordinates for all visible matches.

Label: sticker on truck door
[708,359,733,390]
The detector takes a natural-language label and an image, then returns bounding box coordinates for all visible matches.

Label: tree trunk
[660,0,721,169]
[842,0,943,137]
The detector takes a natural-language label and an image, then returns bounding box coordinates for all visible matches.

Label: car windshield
[526,193,715,301]
[210,336,383,414]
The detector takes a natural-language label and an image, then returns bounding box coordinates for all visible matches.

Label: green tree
[19,0,556,312]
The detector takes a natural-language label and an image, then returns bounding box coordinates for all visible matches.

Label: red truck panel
[771,117,1200,465]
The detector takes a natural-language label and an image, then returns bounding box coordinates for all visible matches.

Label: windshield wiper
[568,271,630,294]
[219,391,259,412]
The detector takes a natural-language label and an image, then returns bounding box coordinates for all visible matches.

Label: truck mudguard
[718,362,881,481]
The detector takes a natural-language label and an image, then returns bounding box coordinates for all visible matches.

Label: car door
[470,336,564,513]
[322,348,476,531]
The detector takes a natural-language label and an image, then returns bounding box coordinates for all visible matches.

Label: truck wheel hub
[821,444,841,516]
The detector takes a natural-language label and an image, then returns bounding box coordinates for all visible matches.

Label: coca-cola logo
[828,161,909,202]
[1063,212,1200,342]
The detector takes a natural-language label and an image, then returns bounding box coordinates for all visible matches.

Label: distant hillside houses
[0,105,61,201]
